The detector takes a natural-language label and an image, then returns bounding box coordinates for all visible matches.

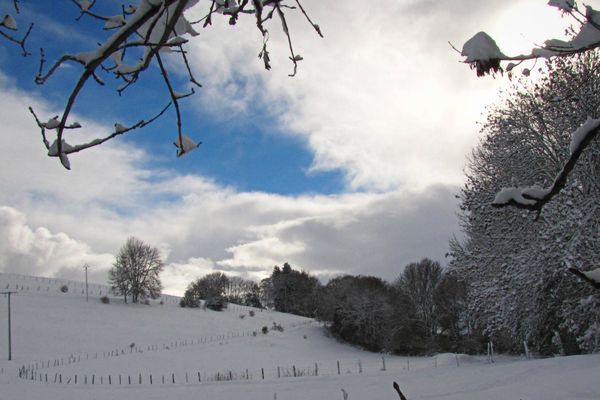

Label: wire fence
[18,351,482,387]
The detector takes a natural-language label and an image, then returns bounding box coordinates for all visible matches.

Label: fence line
[18,353,475,387]
[17,320,316,379]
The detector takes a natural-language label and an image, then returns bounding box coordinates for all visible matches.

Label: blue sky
[0,0,586,294]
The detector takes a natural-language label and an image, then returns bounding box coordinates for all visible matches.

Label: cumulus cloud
[219,185,460,282]
[183,0,577,191]
[0,206,114,281]
[2,2,532,295]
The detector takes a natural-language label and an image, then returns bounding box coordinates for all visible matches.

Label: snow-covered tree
[449,53,600,354]
[109,236,164,303]
[460,1,600,290]
[0,0,321,169]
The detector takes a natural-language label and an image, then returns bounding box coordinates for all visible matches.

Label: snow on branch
[0,0,33,56]
[11,0,322,169]
[492,117,600,212]
[458,2,600,77]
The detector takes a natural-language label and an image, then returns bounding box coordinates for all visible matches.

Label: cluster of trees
[180,272,262,311]
[447,51,600,355]
[258,260,471,355]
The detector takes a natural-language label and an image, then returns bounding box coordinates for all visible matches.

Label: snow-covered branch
[11,0,322,169]
[460,2,600,77]
[0,0,33,56]
[492,117,600,212]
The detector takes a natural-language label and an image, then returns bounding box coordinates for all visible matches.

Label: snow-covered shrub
[249,310,255,317]
[262,326,269,335]
[100,295,110,304]
[60,284,68,293]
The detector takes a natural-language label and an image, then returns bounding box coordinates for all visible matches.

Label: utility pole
[83,264,90,302]
[1,291,16,361]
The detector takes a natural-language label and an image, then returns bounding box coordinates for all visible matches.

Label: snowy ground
[0,272,599,400]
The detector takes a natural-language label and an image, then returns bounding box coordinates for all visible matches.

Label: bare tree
[1,0,322,169]
[395,258,442,338]
[109,236,164,303]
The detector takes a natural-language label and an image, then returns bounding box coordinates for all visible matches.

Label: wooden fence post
[337,360,341,375]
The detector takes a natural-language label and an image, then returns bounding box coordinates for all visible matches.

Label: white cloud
[182,0,584,191]
[4,1,537,295]
[0,206,114,280]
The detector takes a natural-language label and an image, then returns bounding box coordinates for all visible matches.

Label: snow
[43,117,61,130]
[115,123,128,133]
[493,187,537,206]
[1,14,17,30]
[582,268,600,284]
[174,134,200,157]
[104,15,127,30]
[569,117,600,156]
[76,0,93,12]
[521,185,551,200]
[0,272,599,400]
[168,36,188,46]
[461,32,505,62]
[47,139,75,157]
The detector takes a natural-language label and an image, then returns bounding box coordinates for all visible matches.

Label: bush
[60,284,68,293]
[262,326,269,335]
[272,322,284,332]
[100,295,110,304]
[239,314,246,319]
[248,310,255,317]
[205,296,227,311]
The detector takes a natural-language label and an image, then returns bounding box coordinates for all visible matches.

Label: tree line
[258,260,471,355]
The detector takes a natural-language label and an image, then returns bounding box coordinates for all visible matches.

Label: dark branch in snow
[393,382,409,400]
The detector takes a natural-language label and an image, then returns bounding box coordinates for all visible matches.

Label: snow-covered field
[0,272,599,400]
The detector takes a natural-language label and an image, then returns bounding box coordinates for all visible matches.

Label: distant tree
[183,272,229,311]
[433,274,468,347]
[108,237,164,303]
[318,275,392,352]
[263,263,320,316]
[242,281,263,308]
[395,258,443,338]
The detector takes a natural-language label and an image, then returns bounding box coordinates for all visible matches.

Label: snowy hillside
[0,272,599,400]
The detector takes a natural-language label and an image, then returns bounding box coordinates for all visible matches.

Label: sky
[0,0,588,295]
